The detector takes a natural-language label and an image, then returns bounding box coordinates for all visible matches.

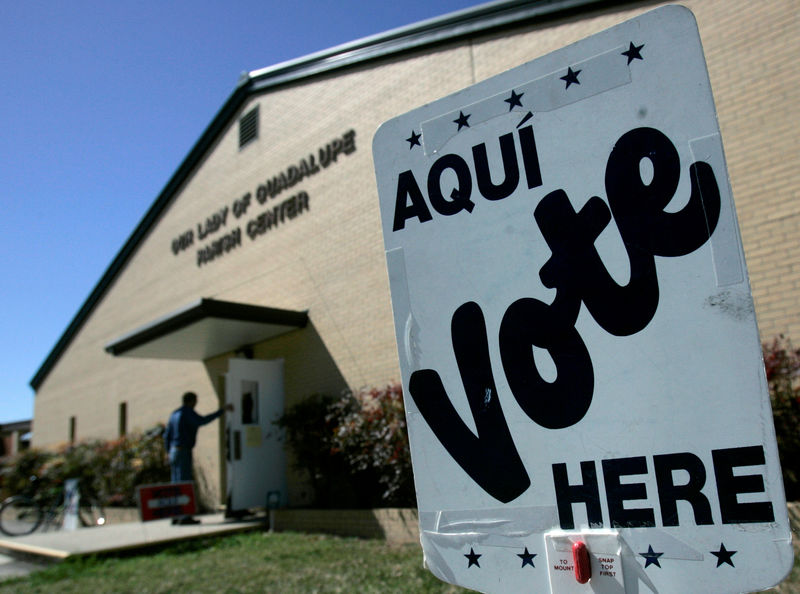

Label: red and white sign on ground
[136,482,196,522]
[372,6,792,593]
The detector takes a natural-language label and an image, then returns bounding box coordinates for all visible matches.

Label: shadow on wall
[253,321,349,407]
[203,320,350,408]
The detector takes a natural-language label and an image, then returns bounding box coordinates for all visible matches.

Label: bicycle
[0,476,106,537]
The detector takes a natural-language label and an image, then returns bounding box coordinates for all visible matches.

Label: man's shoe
[177,516,201,525]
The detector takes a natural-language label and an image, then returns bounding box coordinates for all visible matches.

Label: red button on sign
[572,541,591,584]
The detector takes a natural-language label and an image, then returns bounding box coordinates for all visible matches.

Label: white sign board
[372,6,792,593]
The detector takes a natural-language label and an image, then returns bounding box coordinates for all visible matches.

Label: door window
[241,380,259,425]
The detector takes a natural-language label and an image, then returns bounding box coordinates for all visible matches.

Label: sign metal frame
[372,6,792,593]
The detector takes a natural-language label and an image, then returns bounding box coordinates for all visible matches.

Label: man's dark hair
[182,391,198,406]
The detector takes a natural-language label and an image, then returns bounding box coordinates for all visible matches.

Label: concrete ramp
[0,513,263,559]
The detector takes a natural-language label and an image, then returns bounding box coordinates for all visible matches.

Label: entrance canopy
[105,298,308,360]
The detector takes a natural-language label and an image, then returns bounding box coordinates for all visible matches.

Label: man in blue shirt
[164,391,233,524]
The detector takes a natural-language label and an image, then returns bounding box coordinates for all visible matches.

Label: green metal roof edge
[30,0,643,390]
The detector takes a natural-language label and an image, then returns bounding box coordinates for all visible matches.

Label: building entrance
[225,358,286,511]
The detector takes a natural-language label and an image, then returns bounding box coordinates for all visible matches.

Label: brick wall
[31,0,800,506]
[273,508,420,544]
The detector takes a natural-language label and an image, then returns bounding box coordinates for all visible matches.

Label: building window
[69,416,76,444]
[239,106,259,149]
[119,402,128,437]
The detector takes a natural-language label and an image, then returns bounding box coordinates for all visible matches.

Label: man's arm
[191,404,233,427]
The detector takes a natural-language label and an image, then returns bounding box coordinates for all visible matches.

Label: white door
[225,358,286,511]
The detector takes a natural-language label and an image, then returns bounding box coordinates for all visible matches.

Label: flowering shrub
[277,383,414,508]
[328,384,414,506]
[0,426,169,506]
[764,336,800,500]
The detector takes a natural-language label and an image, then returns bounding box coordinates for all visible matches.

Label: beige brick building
[31,0,800,508]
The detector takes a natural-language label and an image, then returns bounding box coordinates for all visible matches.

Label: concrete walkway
[0,513,264,580]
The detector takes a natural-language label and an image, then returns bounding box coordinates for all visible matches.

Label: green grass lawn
[0,531,466,594]
[1,530,797,593]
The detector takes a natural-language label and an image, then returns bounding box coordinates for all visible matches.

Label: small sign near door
[137,482,196,522]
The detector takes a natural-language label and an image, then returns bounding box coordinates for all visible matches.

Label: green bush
[0,448,55,501]
[275,394,353,508]
[94,426,170,506]
[277,383,414,508]
[764,336,800,500]
[0,426,169,507]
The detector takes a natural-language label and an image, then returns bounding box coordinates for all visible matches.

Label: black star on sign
[622,42,645,64]
[406,130,421,149]
[453,111,471,131]
[711,543,737,568]
[560,67,581,88]
[517,547,537,568]
[465,547,481,568]
[640,545,664,568]
[504,90,524,111]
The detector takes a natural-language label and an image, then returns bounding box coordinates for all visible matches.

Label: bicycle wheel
[0,496,43,536]
[78,499,107,528]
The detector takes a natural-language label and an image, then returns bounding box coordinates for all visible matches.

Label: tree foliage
[0,427,169,506]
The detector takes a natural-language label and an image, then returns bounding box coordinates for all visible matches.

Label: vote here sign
[372,6,792,594]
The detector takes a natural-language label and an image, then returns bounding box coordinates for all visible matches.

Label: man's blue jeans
[169,447,193,482]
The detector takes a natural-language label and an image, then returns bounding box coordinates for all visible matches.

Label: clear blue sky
[0,0,484,424]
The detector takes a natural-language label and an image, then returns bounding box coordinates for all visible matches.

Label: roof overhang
[105,298,308,360]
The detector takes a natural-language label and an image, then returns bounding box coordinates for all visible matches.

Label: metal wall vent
[239,106,259,148]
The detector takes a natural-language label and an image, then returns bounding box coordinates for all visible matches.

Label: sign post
[62,478,80,531]
[372,6,792,593]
